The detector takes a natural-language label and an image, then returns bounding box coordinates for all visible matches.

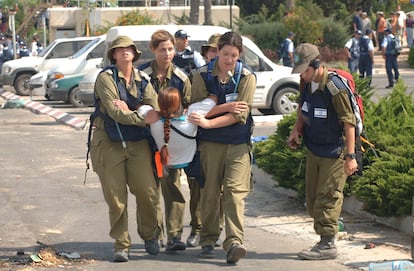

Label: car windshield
[71,38,102,59]
[38,40,57,57]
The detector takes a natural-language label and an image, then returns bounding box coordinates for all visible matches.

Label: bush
[351,80,414,217]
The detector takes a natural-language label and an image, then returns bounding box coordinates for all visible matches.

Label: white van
[80,25,300,114]
[43,35,106,106]
[0,36,96,96]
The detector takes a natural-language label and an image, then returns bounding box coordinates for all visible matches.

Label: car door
[38,40,93,72]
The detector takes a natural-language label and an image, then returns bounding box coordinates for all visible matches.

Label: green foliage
[351,80,414,217]
[408,48,414,69]
[239,22,284,52]
[253,114,307,199]
[284,5,323,45]
[319,17,349,49]
[173,12,190,25]
[93,9,160,35]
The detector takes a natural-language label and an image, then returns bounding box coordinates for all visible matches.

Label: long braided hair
[157,86,183,166]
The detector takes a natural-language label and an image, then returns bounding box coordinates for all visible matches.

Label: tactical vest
[138,61,186,95]
[94,66,149,142]
[301,83,344,158]
[197,59,254,145]
[173,49,196,75]
[359,37,370,56]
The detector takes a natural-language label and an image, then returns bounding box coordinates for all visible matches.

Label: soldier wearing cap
[201,33,221,63]
[359,29,375,86]
[381,28,400,88]
[345,30,362,73]
[281,31,296,67]
[90,35,161,262]
[173,29,205,75]
[288,43,357,260]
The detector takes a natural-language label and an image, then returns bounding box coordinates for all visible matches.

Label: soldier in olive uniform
[90,35,160,262]
[188,31,255,264]
[138,29,191,252]
[287,43,358,260]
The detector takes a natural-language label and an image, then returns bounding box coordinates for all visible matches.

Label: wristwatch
[345,153,356,159]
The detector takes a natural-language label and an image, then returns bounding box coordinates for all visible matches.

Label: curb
[0,89,86,130]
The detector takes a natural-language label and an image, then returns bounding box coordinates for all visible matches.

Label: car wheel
[272,87,299,114]
[14,74,32,96]
[69,86,86,108]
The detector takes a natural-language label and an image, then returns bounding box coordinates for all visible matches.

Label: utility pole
[9,9,17,60]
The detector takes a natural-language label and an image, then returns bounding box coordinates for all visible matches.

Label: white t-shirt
[139,98,215,168]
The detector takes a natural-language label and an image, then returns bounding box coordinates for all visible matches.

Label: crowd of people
[279,6,411,89]
[0,32,43,70]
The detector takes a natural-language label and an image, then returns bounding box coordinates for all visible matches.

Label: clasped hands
[187,100,249,128]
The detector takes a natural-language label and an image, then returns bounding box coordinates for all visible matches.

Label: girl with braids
[114,86,216,252]
[137,86,216,168]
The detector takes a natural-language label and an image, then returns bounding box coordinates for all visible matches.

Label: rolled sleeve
[332,90,356,126]
[233,73,256,124]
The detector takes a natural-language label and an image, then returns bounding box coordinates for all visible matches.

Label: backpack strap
[170,124,196,140]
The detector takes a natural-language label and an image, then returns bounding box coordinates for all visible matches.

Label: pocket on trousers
[90,137,104,175]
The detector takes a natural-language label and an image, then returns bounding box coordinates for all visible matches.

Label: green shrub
[351,80,414,217]
[319,17,349,49]
[253,114,307,199]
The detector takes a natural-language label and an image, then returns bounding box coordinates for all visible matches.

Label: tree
[189,0,200,24]
[204,0,213,25]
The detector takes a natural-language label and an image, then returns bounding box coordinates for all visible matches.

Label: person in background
[358,29,374,86]
[200,33,221,63]
[281,32,295,67]
[376,11,386,51]
[352,7,363,32]
[31,34,42,56]
[173,29,205,75]
[345,30,362,73]
[382,28,400,89]
[390,12,399,36]
[138,29,192,253]
[396,5,406,47]
[287,43,357,261]
[188,31,255,264]
[361,12,371,36]
[405,13,414,48]
[90,35,161,262]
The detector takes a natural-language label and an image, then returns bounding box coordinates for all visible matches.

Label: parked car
[78,25,300,114]
[44,35,105,107]
[77,66,101,107]
[0,36,96,96]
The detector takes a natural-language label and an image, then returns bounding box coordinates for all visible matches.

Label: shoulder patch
[173,66,190,82]
[326,74,348,96]
[197,65,209,74]
[103,69,114,75]
[138,69,151,82]
[241,66,252,76]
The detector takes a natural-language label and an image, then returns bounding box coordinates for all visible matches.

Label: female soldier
[188,31,255,264]
[90,35,160,262]
[138,30,192,252]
